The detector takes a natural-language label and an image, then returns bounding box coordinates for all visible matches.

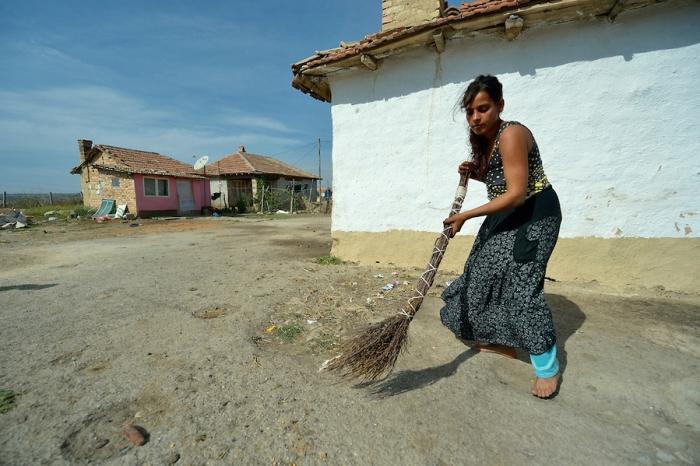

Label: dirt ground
[0,215,698,465]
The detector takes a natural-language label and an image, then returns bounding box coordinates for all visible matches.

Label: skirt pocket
[513,225,538,263]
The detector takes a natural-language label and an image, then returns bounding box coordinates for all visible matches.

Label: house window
[112,177,120,187]
[144,177,169,197]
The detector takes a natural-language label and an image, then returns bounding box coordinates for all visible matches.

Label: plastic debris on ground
[373,274,384,278]
[381,280,401,292]
[113,204,128,219]
[1,211,29,229]
[306,319,318,325]
[276,210,289,214]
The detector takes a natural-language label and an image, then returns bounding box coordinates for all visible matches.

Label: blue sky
[0,0,380,192]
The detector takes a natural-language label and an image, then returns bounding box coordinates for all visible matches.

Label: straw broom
[322,172,471,382]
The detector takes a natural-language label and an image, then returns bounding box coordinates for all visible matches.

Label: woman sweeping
[441,75,562,399]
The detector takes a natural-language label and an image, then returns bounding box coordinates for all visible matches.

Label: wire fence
[217,184,331,215]
[1,192,83,209]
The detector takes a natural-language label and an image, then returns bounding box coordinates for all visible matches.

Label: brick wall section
[381,0,445,31]
[80,167,137,214]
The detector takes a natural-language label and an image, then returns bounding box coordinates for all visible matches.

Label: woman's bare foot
[531,373,561,398]
[473,343,517,359]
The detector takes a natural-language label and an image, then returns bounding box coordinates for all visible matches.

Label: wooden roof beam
[433,29,446,52]
[360,53,378,71]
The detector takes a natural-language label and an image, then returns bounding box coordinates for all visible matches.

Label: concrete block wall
[381,0,444,31]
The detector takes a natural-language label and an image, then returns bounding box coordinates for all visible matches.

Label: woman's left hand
[443,213,468,238]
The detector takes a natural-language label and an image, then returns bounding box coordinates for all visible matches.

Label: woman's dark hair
[460,75,503,179]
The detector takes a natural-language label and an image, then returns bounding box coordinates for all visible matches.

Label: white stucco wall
[210,178,233,208]
[329,2,700,238]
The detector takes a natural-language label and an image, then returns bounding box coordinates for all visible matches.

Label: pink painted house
[71,140,211,217]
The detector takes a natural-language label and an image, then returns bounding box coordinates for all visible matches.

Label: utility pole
[290,179,295,213]
[317,137,322,204]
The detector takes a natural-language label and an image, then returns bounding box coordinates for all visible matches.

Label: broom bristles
[323,173,471,383]
[323,312,412,382]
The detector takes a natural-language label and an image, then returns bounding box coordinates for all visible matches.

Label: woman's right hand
[458,161,477,175]
[443,213,468,238]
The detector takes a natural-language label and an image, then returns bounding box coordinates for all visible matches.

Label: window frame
[143,177,170,197]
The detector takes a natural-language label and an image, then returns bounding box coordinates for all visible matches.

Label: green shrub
[314,255,344,265]
[72,206,93,217]
[309,334,340,354]
[21,204,85,218]
[274,324,303,342]
[0,389,16,414]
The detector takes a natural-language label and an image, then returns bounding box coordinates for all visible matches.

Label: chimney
[238,145,246,153]
[382,0,446,31]
[78,139,93,163]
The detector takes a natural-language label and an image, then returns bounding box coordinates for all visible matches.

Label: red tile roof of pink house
[291,0,660,102]
[71,144,204,178]
[206,149,319,179]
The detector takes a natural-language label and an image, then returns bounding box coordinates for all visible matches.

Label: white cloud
[222,114,296,133]
[0,85,306,190]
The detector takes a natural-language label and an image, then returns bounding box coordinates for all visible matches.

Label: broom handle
[403,172,470,318]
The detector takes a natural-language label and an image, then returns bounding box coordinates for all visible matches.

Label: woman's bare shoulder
[500,122,534,148]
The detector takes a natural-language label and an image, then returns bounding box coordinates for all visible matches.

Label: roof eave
[69,146,102,174]
[210,170,320,180]
[89,164,206,179]
[291,0,666,103]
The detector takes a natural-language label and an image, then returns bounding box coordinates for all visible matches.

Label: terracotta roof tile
[72,144,203,178]
[293,0,548,73]
[207,151,319,179]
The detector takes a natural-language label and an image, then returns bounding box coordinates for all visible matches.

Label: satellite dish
[193,156,209,170]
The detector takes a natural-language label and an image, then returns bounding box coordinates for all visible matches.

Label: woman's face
[466,90,503,136]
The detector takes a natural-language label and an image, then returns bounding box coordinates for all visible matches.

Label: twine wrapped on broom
[322,172,470,382]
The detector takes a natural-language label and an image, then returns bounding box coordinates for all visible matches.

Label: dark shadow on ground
[366,293,585,397]
[0,284,57,292]
[545,293,586,376]
[362,348,478,399]
[465,293,585,377]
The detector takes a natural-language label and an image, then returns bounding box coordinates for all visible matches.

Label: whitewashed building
[292,0,700,293]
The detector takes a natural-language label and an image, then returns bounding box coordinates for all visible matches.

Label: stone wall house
[71,140,211,217]
[206,145,320,209]
[291,0,700,293]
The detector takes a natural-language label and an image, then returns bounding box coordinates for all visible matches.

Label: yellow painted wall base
[331,231,700,295]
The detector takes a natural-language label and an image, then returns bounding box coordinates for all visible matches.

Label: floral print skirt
[440,187,562,355]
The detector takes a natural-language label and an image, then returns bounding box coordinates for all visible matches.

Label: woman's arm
[445,125,531,237]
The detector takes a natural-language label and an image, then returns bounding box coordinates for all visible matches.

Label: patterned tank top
[483,121,551,201]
